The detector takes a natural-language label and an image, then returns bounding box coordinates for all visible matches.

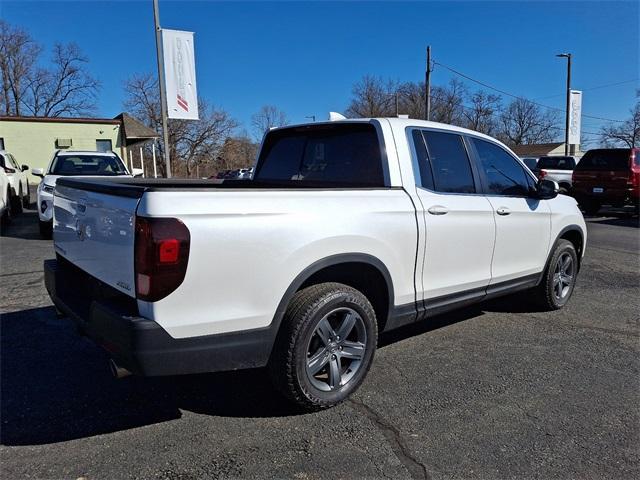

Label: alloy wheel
[305,307,367,392]
[553,252,574,300]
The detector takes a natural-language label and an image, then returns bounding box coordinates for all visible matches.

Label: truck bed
[56,177,395,198]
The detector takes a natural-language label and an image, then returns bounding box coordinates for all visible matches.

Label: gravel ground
[1,204,638,480]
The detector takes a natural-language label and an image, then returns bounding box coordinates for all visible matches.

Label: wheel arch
[540,225,585,283]
[269,253,394,342]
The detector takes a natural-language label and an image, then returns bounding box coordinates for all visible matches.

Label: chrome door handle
[496,207,511,216]
[427,205,449,215]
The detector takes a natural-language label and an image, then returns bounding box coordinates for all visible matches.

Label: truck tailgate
[53,181,140,298]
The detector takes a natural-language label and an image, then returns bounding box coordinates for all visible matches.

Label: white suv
[33,150,133,238]
[0,150,30,214]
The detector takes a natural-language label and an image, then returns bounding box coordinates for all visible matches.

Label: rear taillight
[135,216,190,302]
[629,150,640,189]
[1,166,15,174]
[538,169,547,179]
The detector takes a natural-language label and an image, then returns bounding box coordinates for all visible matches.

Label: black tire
[269,282,378,411]
[22,181,30,208]
[1,190,11,227]
[39,220,52,239]
[581,199,600,216]
[10,188,23,215]
[531,239,578,311]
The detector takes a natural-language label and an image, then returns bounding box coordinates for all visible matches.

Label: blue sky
[2,1,638,143]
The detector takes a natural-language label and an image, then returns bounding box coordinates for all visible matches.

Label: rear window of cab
[254,123,385,187]
[576,149,631,171]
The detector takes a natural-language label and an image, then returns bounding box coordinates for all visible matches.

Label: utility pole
[425,45,432,121]
[153,0,171,177]
[556,52,572,156]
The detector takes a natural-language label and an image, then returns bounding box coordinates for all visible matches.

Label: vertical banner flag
[568,90,582,145]
[162,29,199,120]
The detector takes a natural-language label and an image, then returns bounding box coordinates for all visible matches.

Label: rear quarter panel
[136,189,417,338]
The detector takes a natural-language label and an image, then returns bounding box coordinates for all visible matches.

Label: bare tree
[217,135,259,172]
[0,21,99,117]
[397,81,426,119]
[123,73,238,178]
[24,43,99,117]
[430,78,467,126]
[345,75,398,118]
[463,90,501,135]
[600,96,640,148]
[251,105,288,139]
[0,20,41,115]
[498,98,558,146]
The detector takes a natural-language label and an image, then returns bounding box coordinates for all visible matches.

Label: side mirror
[21,164,29,172]
[536,179,559,200]
[131,168,144,178]
[32,168,44,178]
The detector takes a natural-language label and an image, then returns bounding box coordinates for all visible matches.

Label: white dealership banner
[162,29,199,120]
[568,90,582,145]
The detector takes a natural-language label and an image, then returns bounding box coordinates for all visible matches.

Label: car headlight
[42,184,54,194]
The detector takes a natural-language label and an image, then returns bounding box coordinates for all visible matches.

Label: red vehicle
[572,148,640,215]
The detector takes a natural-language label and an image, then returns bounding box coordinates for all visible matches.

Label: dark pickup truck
[572,148,640,215]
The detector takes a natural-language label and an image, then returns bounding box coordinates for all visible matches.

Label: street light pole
[153,0,171,177]
[556,53,572,156]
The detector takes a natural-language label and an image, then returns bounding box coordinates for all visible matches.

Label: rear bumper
[572,188,636,205]
[44,258,275,376]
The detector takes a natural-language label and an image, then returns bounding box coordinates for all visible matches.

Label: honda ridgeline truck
[45,118,586,410]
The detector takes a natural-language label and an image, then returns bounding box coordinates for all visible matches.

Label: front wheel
[269,282,378,411]
[531,239,578,311]
[39,220,52,239]
[22,181,30,208]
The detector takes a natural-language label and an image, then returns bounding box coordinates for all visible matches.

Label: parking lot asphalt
[1,206,639,480]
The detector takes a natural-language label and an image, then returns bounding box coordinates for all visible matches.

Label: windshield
[537,156,576,170]
[49,154,128,176]
[254,123,385,187]
[575,149,630,171]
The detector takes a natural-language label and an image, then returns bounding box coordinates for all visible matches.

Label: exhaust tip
[109,359,132,379]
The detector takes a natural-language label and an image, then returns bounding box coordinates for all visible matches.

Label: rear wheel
[531,239,578,311]
[39,220,52,239]
[269,282,378,410]
[11,187,23,214]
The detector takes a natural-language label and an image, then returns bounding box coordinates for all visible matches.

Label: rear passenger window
[472,138,531,196]
[410,129,435,190]
[415,130,475,194]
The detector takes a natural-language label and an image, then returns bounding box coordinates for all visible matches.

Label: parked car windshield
[49,154,128,176]
[575,149,630,171]
[254,123,385,186]
[537,156,576,170]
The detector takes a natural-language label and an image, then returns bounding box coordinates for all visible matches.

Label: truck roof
[273,116,509,153]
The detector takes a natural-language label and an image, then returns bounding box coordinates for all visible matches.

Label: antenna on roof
[328,112,347,121]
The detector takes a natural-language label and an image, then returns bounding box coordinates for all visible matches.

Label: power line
[433,61,627,123]
[422,91,602,136]
[534,78,639,100]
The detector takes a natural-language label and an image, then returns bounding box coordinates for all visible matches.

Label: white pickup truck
[45,118,586,410]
